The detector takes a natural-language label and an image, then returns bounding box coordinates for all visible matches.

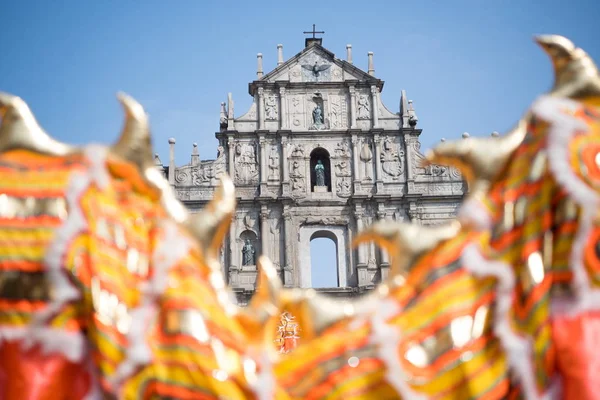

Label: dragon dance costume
[0,34,599,399]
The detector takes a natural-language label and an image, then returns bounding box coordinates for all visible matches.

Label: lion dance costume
[0,34,599,399]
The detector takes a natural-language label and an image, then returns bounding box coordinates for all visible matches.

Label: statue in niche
[242,239,256,266]
[312,103,324,129]
[357,95,370,119]
[315,160,326,187]
[265,96,278,120]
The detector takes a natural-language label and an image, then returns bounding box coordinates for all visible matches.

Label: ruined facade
[158,37,466,305]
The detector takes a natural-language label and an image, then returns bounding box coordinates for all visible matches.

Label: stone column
[355,207,368,286]
[227,137,235,178]
[377,209,390,280]
[281,136,290,195]
[168,138,176,185]
[351,135,361,193]
[282,207,294,286]
[374,134,382,182]
[371,85,379,129]
[228,216,240,285]
[260,206,269,257]
[349,85,357,129]
[259,137,267,193]
[279,86,288,130]
[258,87,265,130]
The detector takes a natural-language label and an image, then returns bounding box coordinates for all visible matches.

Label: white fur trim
[111,219,191,392]
[368,299,425,399]
[25,145,109,361]
[532,96,600,316]
[461,243,544,400]
[0,326,87,362]
[458,196,493,230]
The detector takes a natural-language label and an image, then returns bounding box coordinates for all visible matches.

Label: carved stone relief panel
[289,148,306,198]
[174,150,226,187]
[380,137,405,180]
[268,145,280,181]
[328,95,346,130]
[357,94,370,120]
[336,178,352,197]
[289,95,304,129]
[265,95,278,121]
[234,141,259,185]
[300,53,332,82]
[359,138,374,181]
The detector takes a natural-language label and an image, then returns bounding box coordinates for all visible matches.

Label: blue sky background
[2,0,599,287]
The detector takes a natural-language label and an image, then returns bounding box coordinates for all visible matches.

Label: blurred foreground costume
[1,34,600,399]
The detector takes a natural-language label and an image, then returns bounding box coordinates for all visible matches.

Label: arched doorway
[309,147,331,192]
[309,231,339,288]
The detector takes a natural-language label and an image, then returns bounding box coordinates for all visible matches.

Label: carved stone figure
[335,141,351,158]
[269,147,280,180]
[380,138,404,178]
[312,103,324,129]
[242,239,255,266]
[291,145,305,157]
[234,142,259,184]
[334,160,351,177]
[337,178,351,197]
[265,96,278,120]
[357,95,370,119]
[315,160,326,187]
[290,160,302,177]
[291,177,305,193]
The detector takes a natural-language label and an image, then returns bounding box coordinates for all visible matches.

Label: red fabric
[0,340,90,400]
[553,310,600,400]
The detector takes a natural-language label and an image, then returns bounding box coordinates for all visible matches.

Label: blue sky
[2,0,599,287]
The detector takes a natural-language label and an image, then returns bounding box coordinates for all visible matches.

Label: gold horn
[424,118,528,195]
[110,92,189,223]
[353,220,461,280]
[111,92,154,171]
[534,34,600,103]
[426,35,600,195]
[0,92,73,156]
[236,256,282,345]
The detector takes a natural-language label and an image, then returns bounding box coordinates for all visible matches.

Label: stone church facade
[157,37,466,305]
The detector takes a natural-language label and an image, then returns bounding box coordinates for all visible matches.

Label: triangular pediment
[252,43,381,93]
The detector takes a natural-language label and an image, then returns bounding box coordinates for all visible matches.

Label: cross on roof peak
[303,24,325,39]
[303,24,324,47]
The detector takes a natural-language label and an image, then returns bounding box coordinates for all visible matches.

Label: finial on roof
[168,138,176,184]
[368,51,375,75]
[277,44,284,66]
[257,53,263,79]
[219,102,227,131]
[491,131,500,137]
[441,138,446,142]
[346,44,353,64]
[191,142,199,166]
[408,99,418,127]
[462,132,470,139]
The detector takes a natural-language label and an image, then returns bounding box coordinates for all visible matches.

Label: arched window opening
[240,230,258,266]
[310,232,338,288]
[310,148,331,192]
